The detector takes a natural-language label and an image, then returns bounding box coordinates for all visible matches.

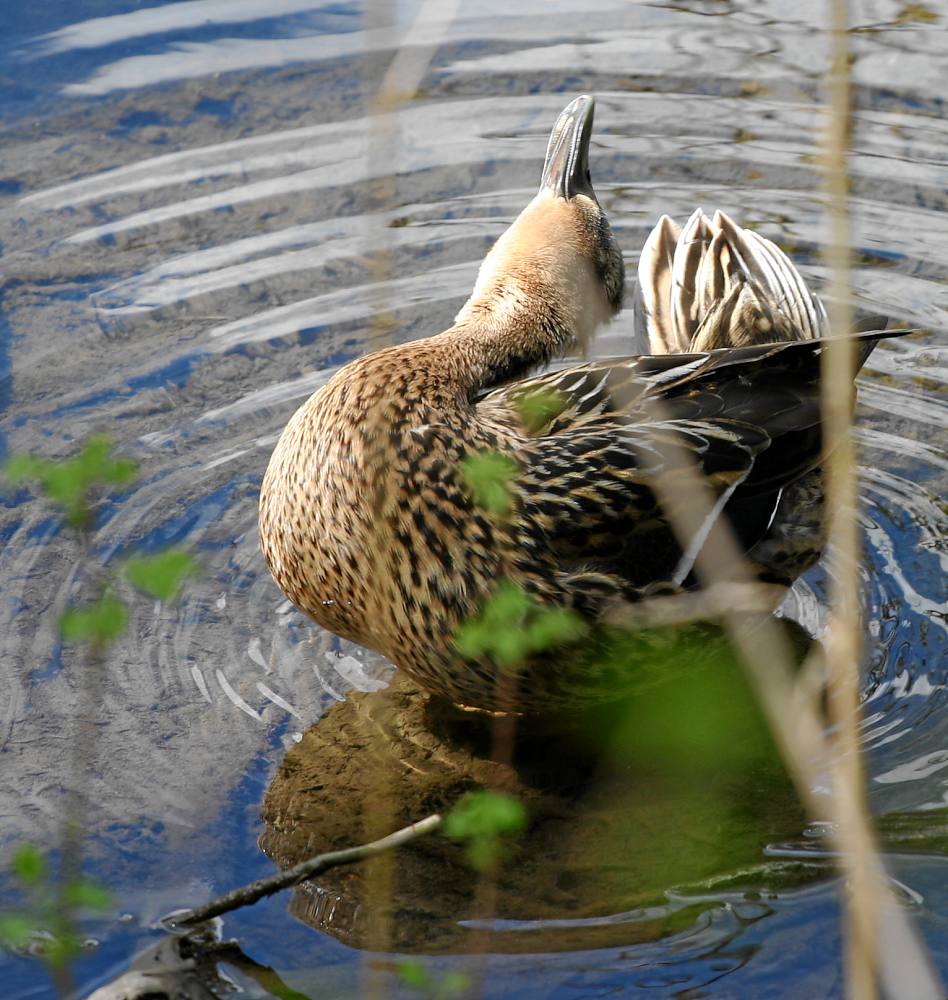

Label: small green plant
[454,579,586,668]
[6,435,136,528]
[2,437,198,993]
[443,790,527,869]
[513,385,567,434]
[0,844,110,968]
[457,442,585,669]
[459,449,519,516]
[6,436,198,649]
[396,960,470,999]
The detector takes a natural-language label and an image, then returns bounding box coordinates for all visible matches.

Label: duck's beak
[539,95,596,201]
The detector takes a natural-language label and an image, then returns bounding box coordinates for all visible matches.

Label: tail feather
[635,209,829,355]
[694,228,732,321]
[670,208,711,349]
[635,214,685,353]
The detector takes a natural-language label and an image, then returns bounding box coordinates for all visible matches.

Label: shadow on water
[260,630,948,977]
[0,1,946,997]
[261,646,811,958]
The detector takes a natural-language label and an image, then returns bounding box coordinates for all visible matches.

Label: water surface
[1,1,946,997]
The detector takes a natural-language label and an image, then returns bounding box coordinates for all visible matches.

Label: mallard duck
[259,95,899,713]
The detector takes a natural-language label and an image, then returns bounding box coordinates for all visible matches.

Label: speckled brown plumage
[259,96,901,713]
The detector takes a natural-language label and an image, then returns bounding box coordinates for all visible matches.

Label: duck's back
[478,325,898,610]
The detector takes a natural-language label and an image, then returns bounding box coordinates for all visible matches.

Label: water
[0,1,945,996]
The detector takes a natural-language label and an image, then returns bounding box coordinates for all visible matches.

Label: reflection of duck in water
[259,95,899,713]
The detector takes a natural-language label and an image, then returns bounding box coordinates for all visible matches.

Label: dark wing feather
[644,328,907,494]
[479,328,904,430]
[512,416,771,590]
[479,329,910,589]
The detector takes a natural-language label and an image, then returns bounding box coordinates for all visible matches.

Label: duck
[259,95,900,714]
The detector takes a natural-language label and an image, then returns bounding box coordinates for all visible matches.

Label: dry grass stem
[823,2,877,996]
[611,332,941,994]
[603,581,787,630]
[360,4,458,995]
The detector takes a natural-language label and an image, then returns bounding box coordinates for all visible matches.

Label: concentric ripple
[0,0,946,997]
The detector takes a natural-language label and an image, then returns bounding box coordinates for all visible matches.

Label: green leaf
[480,579,532,627]
[43,929,82,968]
[5,455,48,485]
[64,880,111,912]
[460,450,518,516]
[0,915,34,950]
[40,465,88,525]
[454,580,587,667]
[514,387,567,433]
[396,961,468,1000]
[438,972,472,999]
[444,790,527,869]
[11,844,45,886]
[526,606,587,650]
[60,594,127,646]
[71,436,137,487]
[4,437,137,527]
[454,580,529,663]
[444,790,527,840]
[125,549,199,602]
[396,960,430,990]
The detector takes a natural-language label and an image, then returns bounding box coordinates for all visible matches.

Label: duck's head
[458,96,625,352]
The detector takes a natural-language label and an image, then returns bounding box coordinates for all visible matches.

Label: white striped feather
[634,208,829,354]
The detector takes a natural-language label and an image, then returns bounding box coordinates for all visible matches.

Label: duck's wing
[486,328,898,444]
[497,359,784,586]
[634,209,830,354]
[512,412,772,588]
[482,330,906,585]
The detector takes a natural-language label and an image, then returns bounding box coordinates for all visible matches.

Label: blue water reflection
[0,1,946,997]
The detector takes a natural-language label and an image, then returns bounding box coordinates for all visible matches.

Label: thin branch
[603,582,786,630]
[169,814,442,928]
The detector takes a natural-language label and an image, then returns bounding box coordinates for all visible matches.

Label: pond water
[0,0,946,997]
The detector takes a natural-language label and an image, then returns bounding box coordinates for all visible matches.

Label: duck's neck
[446,275,576,394]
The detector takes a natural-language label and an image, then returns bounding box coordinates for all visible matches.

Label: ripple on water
[0,1,947,996]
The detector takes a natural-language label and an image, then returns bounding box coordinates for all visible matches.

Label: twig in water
[168,814,442,929]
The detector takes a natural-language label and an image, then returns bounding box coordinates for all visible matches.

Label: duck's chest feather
[258,342,527,660]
